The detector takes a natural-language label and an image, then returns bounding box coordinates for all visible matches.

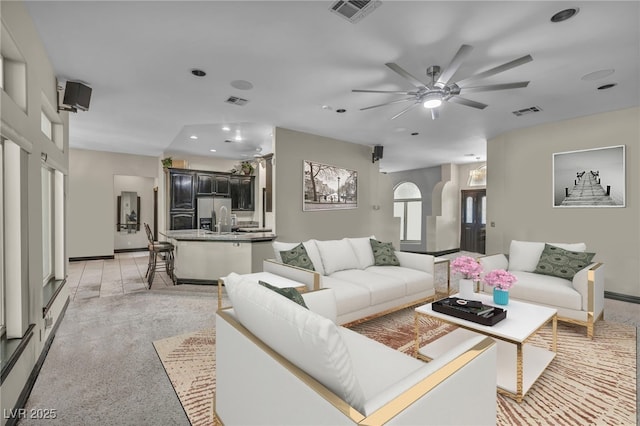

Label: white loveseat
[266,237,441,325]
[478,240,605,338]
[216,272,497,425]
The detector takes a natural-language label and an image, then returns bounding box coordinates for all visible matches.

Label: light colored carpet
[156,306,637,425]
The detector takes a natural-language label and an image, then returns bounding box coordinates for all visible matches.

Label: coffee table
[414,293,557,403]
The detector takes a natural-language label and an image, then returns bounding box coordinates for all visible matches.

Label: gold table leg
[516,343,524,403]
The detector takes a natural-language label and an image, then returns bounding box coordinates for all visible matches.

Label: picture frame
[303,160,358,211]
[552,145,625,208]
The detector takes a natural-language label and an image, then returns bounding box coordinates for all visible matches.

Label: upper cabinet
[215,175,230,196]
[230,176,255,211]
[196,173,231,196]
[170,171,195,210]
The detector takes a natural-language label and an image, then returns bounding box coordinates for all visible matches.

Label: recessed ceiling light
[465,153,475,157]
[581,69,615,81]
[550,8,579,23]
[222,126,230,132]
[230,80,254,90]
[191,69,206,77]
[597,83,617,90]
[336,108,347,113]
[189,135,198,140]
[235,135,242,142]
[210,149,217,152]
[321,105,333,110]
[394,127,406,132]
[256,147,262,152]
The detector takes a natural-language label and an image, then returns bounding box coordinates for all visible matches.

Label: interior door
[460,189,486,254]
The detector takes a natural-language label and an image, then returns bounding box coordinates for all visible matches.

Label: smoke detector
[225,96,249,106]
[329,0,382,23]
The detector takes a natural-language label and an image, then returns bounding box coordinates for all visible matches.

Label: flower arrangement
[450,256,483,280]
[483,269,517,290]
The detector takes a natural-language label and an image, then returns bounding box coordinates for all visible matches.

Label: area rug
[154,308,636,425]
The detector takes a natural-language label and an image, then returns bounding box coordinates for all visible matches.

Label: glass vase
[493,287,509,305]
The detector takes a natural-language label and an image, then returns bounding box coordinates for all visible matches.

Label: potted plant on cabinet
[161,157,173,169]
[240,161,255,175]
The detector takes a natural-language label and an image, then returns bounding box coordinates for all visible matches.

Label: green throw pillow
[258,280,308,309]
[280,243,315,271]
[370,239,400,266]
[534,244,596,280]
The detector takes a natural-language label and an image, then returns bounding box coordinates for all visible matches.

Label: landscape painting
[552,145,625,208]
[303,160,358,211]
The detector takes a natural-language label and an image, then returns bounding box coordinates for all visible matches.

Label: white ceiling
[25,1,640,172]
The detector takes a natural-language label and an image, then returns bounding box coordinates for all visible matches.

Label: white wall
[274,127,396,245]
[487,107,640,297]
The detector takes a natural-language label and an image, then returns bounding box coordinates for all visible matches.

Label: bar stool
[144,223,175,288]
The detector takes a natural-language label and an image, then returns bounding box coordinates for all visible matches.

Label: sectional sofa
[265,237,442,325]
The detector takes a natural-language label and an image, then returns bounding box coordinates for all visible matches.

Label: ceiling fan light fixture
[423,93,442,109]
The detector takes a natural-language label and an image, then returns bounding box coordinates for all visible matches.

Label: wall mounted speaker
[62,81,92,111]
[372,145,384,163]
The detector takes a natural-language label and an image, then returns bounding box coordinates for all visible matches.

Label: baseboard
[69,255,114,262]
[114,247,148,253]
[0,325,35,385]
[5,297,70,426]
[175,278,218,286]
[605,291,640,304]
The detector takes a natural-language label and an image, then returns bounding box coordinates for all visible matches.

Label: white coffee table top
[415,293,557,343]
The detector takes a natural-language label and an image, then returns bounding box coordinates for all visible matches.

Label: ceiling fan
[353,45,533,120]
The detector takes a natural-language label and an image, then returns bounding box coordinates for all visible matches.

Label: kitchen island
[162,229,277,284]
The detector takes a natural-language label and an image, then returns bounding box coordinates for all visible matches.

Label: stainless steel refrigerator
[197,197,232,232]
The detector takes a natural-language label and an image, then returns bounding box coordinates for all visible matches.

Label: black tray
[432,297,507,326]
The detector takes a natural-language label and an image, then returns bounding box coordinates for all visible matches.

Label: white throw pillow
[224,273,366,414]
[347,236,376,269]
[508,240,587,272]
[272,240,325,275]
[315,239,361,275]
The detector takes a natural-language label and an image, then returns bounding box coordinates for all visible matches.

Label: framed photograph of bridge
[303,160,358,211]
[552,145,625,208]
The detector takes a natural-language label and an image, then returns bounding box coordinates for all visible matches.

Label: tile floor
[66,251,176,300]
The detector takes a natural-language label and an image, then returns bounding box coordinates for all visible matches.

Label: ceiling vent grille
[512,106,542,117]
[329,0,382,23]
[225,96,249,106]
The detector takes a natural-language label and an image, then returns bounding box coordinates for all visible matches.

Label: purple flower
[483,269,517,290]
[450,256,483,280]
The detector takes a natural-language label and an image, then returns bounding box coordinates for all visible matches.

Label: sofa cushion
[320,276,370,316]
[508,240,587,272]
[370,239,400,266]
[534,244,596,280]
[316,239,360,275]
[504,271,582,310]
[279,243,315,271]
[259,280,308,309]
[224,273,366,413]
[330,269,406,305]
[347,236,376,269]
[272,240,325,275]
[365,266,433,296]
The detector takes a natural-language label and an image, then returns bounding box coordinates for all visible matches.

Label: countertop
[161,229,277,242]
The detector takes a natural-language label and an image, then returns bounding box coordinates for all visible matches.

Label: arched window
[393,182,422,242]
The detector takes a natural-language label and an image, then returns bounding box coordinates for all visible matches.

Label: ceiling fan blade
[352,89,416,94]
[360,98,415,111]
[448,96,488,110]
[456,54,533,86]
[460,81,530,93]
[431,108,440,120]
[390,102,421,120]
[385,62,427,88]
[436,44,474,87]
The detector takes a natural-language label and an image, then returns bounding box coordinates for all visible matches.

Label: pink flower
[450,256,483,280]
[483,269,517,290]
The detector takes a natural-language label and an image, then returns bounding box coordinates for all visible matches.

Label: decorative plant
[161,157,173,168]
[450,256,483,280]
[483,269,517,290]
[240,161,255,175]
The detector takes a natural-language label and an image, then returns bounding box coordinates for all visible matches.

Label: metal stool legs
[146,244,175,289]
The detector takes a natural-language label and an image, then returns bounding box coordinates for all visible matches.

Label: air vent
[225,96,249,106]
[329,0,382,23]
[512,106,543,117]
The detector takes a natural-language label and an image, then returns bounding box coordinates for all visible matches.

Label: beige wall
[68,149,159,257]
[274,127,397,245]
[487,107,640,297]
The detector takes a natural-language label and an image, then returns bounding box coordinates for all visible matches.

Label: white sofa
[216,272,497,425]
[266,237,441,325]
[478,240,605,338]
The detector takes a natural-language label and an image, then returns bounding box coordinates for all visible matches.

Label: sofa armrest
[263,259,320,290]
[395,251,434,275]
[302,289,337,323]
[572,263,605,317]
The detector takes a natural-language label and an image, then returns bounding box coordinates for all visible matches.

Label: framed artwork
[552,145,625,208]
[303,160,358,211]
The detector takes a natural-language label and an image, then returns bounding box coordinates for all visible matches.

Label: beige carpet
[154,308,636,425]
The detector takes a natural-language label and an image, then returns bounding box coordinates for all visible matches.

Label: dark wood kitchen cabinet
[197,173,231,196]
[170,211,195,230]
[170,171,195,210]
[230,176,255,211]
